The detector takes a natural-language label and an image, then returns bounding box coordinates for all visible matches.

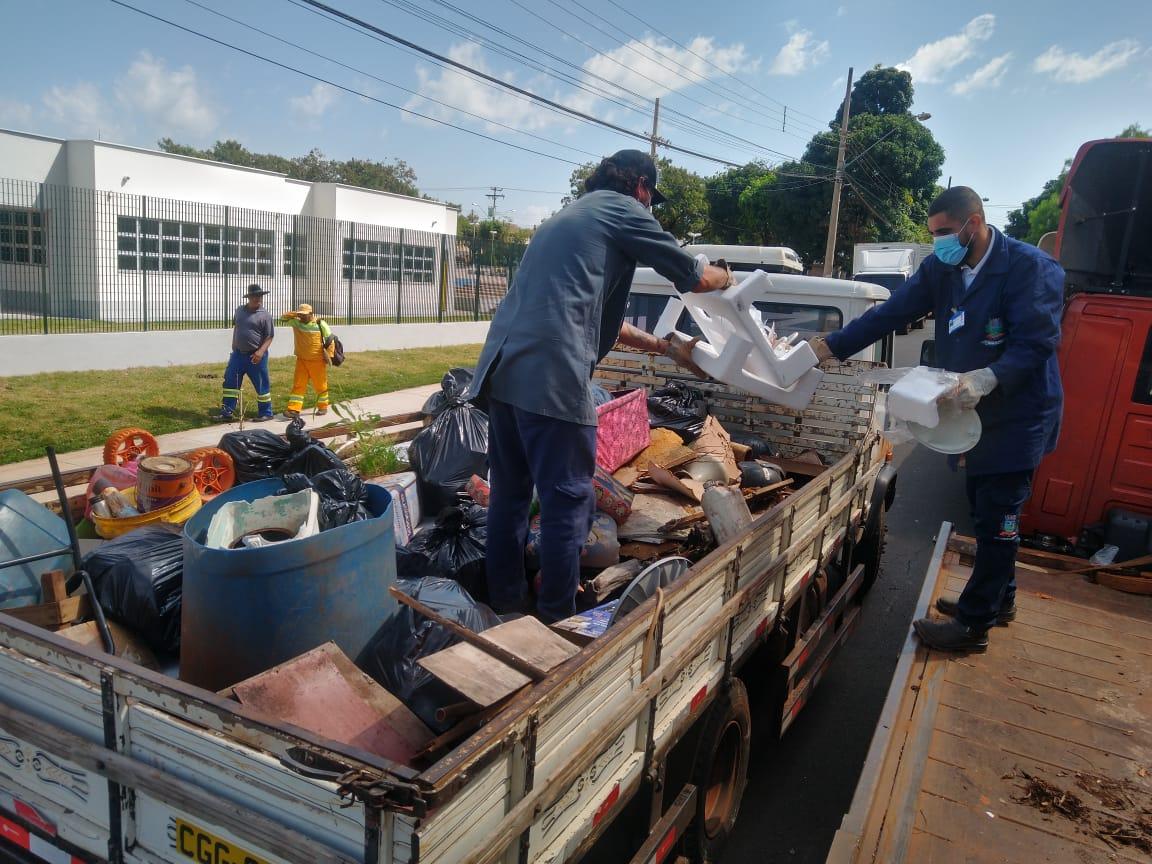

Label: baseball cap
[606,149,666,206]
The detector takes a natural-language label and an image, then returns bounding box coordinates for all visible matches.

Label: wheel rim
[188,448,236,497]
[703,718,742,839]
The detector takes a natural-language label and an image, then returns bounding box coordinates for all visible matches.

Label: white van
[683,243,804,275]
[626,265,892,364]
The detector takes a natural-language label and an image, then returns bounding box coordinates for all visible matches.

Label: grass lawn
[0,344,482,465]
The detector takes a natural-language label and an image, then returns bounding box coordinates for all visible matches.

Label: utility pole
[485,186,505,219]
[822,67,854,277]
[649,98,661,158]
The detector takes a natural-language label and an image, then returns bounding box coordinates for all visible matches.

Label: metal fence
[0,178,524,335]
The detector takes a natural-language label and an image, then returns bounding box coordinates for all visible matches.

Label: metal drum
[180,479,397,691]
[136,456,195,512]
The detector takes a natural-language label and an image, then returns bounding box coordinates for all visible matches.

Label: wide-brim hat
[244,284,270,297]
[295,303,314,316]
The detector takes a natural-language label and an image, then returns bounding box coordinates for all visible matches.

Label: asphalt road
[724,331,975,864]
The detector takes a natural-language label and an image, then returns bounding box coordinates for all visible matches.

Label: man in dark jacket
[470,149,732,623]
[810,186,1064,652]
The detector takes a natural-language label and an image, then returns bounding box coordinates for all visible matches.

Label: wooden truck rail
[0,357,889,864]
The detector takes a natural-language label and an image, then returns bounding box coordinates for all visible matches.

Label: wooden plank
[419,618,579,709]
[40,570,68,604]
[1,594,92,630]
[904,792,1123,864]
[57,620,160,671]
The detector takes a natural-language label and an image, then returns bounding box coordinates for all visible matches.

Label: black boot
[935,595,1016,625]
[913,617,989,653]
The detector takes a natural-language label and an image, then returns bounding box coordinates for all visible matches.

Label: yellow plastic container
[92,487,202,539]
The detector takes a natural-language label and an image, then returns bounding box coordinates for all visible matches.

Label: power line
[177,0,603,161]
[297,0,755,167]
[598,0,826,130]
[106,0,583,165]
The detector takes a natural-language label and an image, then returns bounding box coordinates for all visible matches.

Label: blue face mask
[933,217,972,266]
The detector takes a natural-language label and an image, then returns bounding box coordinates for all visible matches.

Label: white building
[0,128,461,325]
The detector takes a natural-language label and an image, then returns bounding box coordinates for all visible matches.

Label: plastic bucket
[181,478,397,691]
[92,487,202,539]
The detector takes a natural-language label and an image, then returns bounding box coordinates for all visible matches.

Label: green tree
[705,162,775,243]
[157,138,419,196]
[730,67,943,268]
[562,157,709,240]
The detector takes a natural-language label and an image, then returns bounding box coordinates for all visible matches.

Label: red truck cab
[1022,137,1152,554]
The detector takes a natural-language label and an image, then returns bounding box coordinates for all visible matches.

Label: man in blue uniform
[470,149,732,623]
[810,187,1064,652]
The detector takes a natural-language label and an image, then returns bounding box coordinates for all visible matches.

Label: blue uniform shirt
[826,229,1065,475]
[470,190,703,426]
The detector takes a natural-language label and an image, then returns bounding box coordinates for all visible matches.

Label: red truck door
[1023,295,1152,541]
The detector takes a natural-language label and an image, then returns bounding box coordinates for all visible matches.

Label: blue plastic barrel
[181,479,397,691]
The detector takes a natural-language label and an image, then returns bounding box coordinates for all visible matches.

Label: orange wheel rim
[188,448,236,497]
[104,428,159,466]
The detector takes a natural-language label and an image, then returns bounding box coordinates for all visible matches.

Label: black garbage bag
[421,368,476,421]
[217,429,294,484]
[358,576,501,732]
[219,418,344,483]
[401,504,487,598]
[83,525,183,654]
[281,469,370,530]
[729,432,780,460]
[647,382,708,441]
[409,402,489,513]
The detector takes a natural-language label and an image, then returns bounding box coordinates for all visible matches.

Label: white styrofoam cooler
[379,471,421,546]
[887,366,956,428]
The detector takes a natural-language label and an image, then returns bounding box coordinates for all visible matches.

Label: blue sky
[3,0,1149,230]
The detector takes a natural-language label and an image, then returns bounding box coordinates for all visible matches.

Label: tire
[102,427,159,466]
[854,502,887,597]
[186,447,236,498]
[684,679,751,863]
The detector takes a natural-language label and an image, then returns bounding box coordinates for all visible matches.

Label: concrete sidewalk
[0,382,440,490]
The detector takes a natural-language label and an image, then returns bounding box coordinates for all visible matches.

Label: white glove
[953,368,998,409]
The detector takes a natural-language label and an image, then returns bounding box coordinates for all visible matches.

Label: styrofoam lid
[907,401,982,454]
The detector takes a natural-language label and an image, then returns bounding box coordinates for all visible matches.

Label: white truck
[851,243,933,333]
[0,259,898,864]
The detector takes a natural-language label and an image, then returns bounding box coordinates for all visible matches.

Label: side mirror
[920,339,936,367]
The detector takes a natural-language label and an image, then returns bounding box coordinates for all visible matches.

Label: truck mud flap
[627,783,697,864]
[778,563,867,736]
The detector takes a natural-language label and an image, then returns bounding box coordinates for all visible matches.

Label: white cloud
[43,82,122,140]
[951,52,1012,95]
[115,52,217,137]
[581,35,752,100]
[1033,39,1142,83]
[769,31,830,76]
[291,83,338,118]
[408,37,753,132]
[518,204,554,227]
[899,14,996,83]
[0,99,34,129]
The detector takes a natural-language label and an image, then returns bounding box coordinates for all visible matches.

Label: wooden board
[830,537,1152,864]
[228,641,433,766]
[418,617,580,708]
[56,620,160,670]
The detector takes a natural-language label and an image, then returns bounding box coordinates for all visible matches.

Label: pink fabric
[595,388,649,472]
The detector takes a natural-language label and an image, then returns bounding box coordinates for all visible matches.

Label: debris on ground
[1013,768,1152,854]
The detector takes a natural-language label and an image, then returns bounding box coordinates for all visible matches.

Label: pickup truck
[0,271,898,864]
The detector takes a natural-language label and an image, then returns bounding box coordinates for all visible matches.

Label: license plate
[174,819,269,864]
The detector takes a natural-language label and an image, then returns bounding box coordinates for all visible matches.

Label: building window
[117,218,273,276]
[342,238,434,282]
[0,208,45,266]
[283,232,306,276]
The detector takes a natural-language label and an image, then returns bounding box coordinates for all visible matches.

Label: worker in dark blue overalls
[810,187,1065,652]
[469,150,733,623]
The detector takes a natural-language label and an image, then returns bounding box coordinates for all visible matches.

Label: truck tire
[685,679,751,863]
[854,503,887,596]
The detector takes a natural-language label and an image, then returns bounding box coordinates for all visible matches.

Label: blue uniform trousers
[485,398,597,623]
[221,350,273,418]
[956,470,1034,631]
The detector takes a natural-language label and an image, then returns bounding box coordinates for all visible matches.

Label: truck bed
[828,525,1152,864]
